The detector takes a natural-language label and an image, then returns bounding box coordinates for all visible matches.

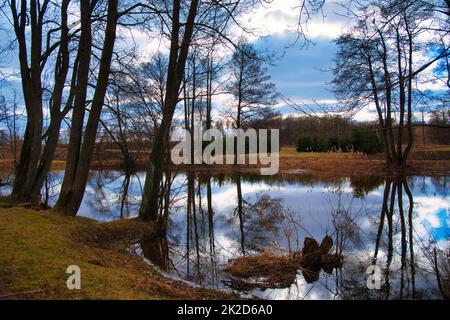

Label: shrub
[296,127,382,154]
[351,127,383,154]
[296,136,330,152]
[296,136,313,152]
[329,137,352,152]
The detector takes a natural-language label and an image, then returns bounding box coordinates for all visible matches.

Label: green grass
[0,204,233,299]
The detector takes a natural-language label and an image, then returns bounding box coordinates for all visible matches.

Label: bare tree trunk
[190,54,197,165]
[29,0,72,202]
[139,0,199,222]
[57,0,93,208]
[8,0,79,204]
[378,30,398,166]
[11,0,44,199]
[402,21,415,165]
[57,0,118,215]
[395,29,406,167]
[205,56,213,130]
[367,53,392,164]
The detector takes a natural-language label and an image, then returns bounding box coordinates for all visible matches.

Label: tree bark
[29,0,72,202]
[57,0,93,208]
[11,0,44,199]
[57,0,118,215]
[139,0,199,222]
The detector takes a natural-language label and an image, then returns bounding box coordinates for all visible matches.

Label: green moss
[0,205,234,300]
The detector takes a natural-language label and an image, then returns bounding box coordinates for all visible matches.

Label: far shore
[1,147,449,177]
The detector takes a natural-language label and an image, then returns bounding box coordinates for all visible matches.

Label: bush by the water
[350,127,383,154]
[296,127,382,154]
[296,136,328,152]
[296,136,352,153]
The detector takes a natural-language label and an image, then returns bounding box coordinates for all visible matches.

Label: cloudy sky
[235,1,368,119]
[0,1,362,121]
[0,0,446,125]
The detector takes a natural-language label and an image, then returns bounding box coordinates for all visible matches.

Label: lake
[1,170,448,299]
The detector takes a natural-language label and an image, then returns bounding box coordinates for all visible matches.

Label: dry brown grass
[174,148,450,176]
[224,252,297,279]
[0,147,448,178]
[222,252,299,291]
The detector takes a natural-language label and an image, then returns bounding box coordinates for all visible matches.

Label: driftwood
[223,236,343,291]
[297,235,342,283]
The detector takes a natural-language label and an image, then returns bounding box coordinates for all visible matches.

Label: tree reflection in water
[332,176,449,300]
[84,169,143,220]
[134,173,448,299]
[16,170,447,299]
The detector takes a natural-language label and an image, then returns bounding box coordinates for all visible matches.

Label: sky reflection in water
[2,171,448,299]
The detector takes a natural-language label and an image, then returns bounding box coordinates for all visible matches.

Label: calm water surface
[1,170,448,299]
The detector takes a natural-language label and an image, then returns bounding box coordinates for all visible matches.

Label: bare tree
[225,41,278,130]
[139,0,200,222]
[0,93,20,168]
[99,51,169,170]
[332,0,449,168]
[56,0,119,215]
[138,0,266,222]
[2,0,77,203]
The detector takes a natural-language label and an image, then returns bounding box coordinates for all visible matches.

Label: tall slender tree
[139,0,200,222]
[138,0,266,222]
[56,0,119,215]
[225,41,278,130]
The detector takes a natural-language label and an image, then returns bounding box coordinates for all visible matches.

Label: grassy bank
[0,203,234,299]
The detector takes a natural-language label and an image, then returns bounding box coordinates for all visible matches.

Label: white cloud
[353,104,378,122]
[233,0,348,42]
[117,26,170,62]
